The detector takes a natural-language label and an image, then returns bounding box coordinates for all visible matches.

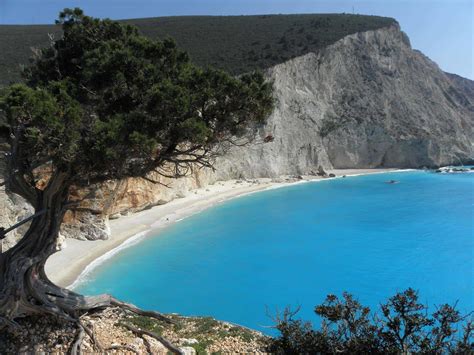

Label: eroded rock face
[0,188,33,250]
[60,168,215,241]
[0,140,34,250]
[215,24,473,178]
[1,25,473,243]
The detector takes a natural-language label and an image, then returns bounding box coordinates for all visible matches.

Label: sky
[0,0,472,79]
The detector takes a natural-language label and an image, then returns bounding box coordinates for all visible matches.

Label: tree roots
[122,323,184,354]
[109,297,174,325]
[70,323,85,355]
[1,289,182,354]
[64,302,183,355]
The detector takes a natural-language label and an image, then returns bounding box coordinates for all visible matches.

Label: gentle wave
[68,229,151,290]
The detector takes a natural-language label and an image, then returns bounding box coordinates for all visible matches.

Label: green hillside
[0,14,396,86]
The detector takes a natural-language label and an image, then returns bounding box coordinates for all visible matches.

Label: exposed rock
[180,346,197,355]
[0,139,34,250]
[0,189,33,250]
[446,72,474,109]
[317,166,328,177]
[58,167,215,241]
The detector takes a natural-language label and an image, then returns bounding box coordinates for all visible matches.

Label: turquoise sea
[76,170,474,333]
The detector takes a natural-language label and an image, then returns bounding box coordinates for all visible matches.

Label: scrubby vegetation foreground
[270,288,473,354]
[0,307,270,353]
[1,288,471,354]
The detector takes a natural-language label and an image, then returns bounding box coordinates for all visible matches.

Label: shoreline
[45,168,406,288]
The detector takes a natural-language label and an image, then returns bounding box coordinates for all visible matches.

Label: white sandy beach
[45,168,401,288]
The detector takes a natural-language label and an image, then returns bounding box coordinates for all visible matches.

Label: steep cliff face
[214,24,473,179]
[1,24,473,244]
[0,187,33,250]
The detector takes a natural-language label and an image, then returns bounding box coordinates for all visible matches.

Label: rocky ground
[0,307,271,354]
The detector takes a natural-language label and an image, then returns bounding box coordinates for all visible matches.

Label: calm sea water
[76,171,474,333]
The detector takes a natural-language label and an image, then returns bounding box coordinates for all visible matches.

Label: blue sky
[0,0,472,79]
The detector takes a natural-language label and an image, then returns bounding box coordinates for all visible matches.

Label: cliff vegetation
[0,13,396,86]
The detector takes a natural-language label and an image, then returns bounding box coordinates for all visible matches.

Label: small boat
[386,180,399,184]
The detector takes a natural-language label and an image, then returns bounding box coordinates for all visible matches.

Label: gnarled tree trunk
[0,171,119,321]
[0,172,82,323]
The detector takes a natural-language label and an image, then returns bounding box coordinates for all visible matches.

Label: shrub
[269,289,473,354]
